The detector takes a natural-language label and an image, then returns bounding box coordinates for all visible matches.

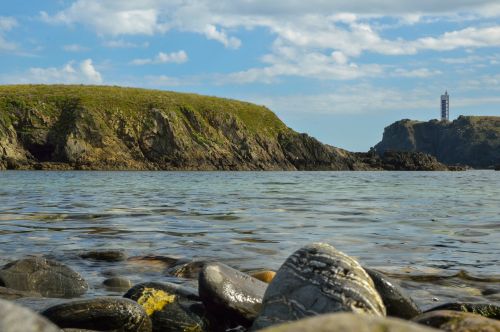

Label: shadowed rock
[124,282,207,332]
[251,243,385,330]
[42,297,151,332]
[0,298,61,332]
[413,310,500,331]
[199,262,267,325]
[365,268,421,319]
[424,302,500,320]
[0,257,88,298]
[79,250,127,262]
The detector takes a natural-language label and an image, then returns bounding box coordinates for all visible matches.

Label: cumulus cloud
[23,59,103,84]
[131,50,188,65]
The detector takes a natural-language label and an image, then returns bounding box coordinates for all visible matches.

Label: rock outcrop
[374,116,500,168]
[0,85,452,171]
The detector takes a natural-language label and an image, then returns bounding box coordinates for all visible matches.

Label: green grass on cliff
[0,84,288,137]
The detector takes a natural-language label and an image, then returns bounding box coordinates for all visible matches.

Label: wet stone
[124,282,207,332]
[41,297,152,332]
[0,286,41,300]
[166,260,209,279]
[365,268,421,319]
[127,255,180,269]
[199,262,268,326]
[251,242,386,331]
[425,302,500,320]
[0,298,61,332]
[15,297,68,312]
[257,312,439,332]
[413,310,500,332]
[103,277,132,291]
[79,249,127,262]
[0,257,88,298]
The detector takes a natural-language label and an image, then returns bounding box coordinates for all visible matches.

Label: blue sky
[1,1,499,151]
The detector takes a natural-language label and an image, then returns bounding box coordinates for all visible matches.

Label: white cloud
[16,59,103,84]
[131,50,188,65]
[0,16,17,51]
[102,39,149,48]
[393,68,442,78]
[203,25,241,49]
[63,44,89,52]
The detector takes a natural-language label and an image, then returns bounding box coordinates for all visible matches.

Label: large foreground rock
[413,310,500,331]
[251,243,385,330]
[0,257,88,298]
[199,262,267,324]
[257,313,439,332]
[42,297,151,331]
[0,298,61,332]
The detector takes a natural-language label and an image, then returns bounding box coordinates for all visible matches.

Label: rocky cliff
[0,85,448,171]
[374,116,500,168]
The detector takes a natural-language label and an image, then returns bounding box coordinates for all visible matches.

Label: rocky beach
[0,243,499,331]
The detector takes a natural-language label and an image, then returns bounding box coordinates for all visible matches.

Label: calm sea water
[0,171,499,309]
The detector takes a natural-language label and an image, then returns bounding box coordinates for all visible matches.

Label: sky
[1,1,499,151]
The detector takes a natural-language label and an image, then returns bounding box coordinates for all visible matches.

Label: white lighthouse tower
[440,91,449,121]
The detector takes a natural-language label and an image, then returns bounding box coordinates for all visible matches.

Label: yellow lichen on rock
[137,288,176,315]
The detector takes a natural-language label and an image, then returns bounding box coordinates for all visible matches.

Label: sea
[0,171,499,309]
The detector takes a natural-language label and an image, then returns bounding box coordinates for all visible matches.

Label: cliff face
[0,85,449,171]
[375,116,500,168]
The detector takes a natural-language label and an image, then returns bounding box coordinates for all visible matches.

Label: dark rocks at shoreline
[365,268,421,319]
[41,297,152,332]
[257,312,440,332]
[124,282,207,332]
[0,257,88,298]
[199,262,268,326]
[0,298,61,332]
[79,249,127,262]
[251,242,386,331]
[425,302,500,320]
[413,310,500,331]
[103,277,132,291]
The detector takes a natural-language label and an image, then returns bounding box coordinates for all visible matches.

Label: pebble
[251,243,386,331]
[0,257,88,298]
[251,271,276,283]
[412,310,500,331]
[199,262,268,325]
[365,268,421,319]
[0,298,61,332]
[41,297,152,332]
[257,312,439,332]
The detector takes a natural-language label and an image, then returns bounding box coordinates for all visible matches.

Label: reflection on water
[0,170,499,307]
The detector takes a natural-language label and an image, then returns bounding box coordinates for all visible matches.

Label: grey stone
[42,297,151,332]
[0,257,88,298]
[365,268,421,319]
[103,277,132,291]
[251,243,386,331]
[199,262,267,324]
[257,312,439,332]
[0,298,61,332]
